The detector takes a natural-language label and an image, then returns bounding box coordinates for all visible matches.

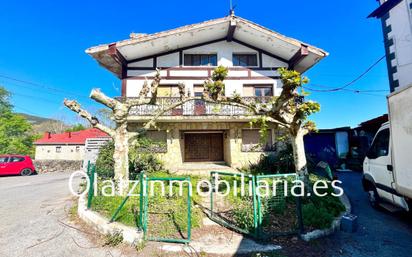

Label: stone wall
[128,122,282,172]
[33,160,83,173]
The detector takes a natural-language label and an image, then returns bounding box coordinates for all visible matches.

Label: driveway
[0,172,133,257]
[324,171,412,257]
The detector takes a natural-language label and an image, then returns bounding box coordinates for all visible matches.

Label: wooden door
[184,133,223,162]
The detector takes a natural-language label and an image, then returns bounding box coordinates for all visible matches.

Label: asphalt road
[0,172,131,257]
[1,171,411,257]
[324,171,412,257]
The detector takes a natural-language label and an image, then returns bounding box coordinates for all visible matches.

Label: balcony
[125,97,273,117]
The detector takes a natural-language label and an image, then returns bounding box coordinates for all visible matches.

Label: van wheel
[368,187,380,208]
[20,168,32,176]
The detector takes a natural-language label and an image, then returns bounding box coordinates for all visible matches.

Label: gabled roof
[34,128,110,145]
[86,15,328,77]
[368,0,403,18]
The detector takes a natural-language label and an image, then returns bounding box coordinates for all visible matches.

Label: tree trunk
[290,130,308,180]
[113,122,129,195]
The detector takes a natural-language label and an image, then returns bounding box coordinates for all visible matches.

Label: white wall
[387,0,412,90]
[35,145,85,160]
[125,40,287,98]
[127,41,288,68]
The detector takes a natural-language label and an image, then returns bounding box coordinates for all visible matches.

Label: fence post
[186,177,192,241]
[251,175,259,238]
[138,172,144,229]
[87,164,95,209]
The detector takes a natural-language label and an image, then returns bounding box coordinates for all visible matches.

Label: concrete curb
[77,194,143,245]
[301,192,352,241]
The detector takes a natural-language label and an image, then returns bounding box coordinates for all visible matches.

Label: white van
[362,84,412,211]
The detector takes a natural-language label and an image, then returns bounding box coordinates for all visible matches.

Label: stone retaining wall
[33,160,83,173]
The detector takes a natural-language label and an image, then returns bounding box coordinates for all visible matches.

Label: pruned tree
[64,70,193,194]
[202,66,320,181]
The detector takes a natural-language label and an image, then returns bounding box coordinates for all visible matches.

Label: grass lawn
[91,171,204,239]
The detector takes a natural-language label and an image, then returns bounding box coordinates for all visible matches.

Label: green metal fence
[105,172,192,244]
[209,171,259,236]
[256,173,304,239]
[141,176,192,244]
[87,165,303,244]
[209,171,304,240]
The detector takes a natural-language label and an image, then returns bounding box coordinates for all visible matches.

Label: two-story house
[85,14,327,172]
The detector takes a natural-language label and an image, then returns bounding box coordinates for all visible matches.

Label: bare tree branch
[143,97,196,130]
[63,99,115,137]
[90,89,120,110]
[149,69,161,104]
[138,79,150,100]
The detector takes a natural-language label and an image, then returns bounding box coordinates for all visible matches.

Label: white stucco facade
[377,0,412,91]
[35,144,85,161]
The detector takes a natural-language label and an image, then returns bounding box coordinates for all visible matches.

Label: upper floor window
[56,146,62,153]
[243,85,273,97]
[233,53,258,67]
[157,85,180,97]
[184,54,217,66]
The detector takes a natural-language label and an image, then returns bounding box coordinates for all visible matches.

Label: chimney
[65,131,72,138]
[44,132,51,139]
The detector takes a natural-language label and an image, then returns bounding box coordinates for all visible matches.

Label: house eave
[86,15,328,77]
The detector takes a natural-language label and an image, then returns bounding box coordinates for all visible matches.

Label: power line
[9,90,65,105]
[0,74,90,99]
[13,105,44,117]
[305,55,386,92]
[304,83,388,94]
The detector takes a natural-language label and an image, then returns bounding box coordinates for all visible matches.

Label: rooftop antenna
[229,0,236,16]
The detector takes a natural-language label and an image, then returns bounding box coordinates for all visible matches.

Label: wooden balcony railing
[121,97,273,117]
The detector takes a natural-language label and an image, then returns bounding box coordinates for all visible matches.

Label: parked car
[0,155,36,176]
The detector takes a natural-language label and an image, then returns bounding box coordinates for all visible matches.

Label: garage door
[184,133,223,162]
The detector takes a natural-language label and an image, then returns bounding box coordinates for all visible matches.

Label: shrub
[244,144,295,175]
[302,203,334,229]
[302,181,346,229]
[95,136,164,179]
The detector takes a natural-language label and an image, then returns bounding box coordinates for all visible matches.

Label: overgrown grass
[91,171,204,239]
[213,173,345,233]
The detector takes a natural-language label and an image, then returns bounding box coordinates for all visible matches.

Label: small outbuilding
[34,128,110,161]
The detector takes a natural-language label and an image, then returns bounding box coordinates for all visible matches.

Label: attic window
[184,54,217,66]
[233,54,258,67]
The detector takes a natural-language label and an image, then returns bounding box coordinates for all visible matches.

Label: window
[254,86,273,96]
[243,85,273,97]
[233,54,258,66]
[367,128,390,159]
[0,157,8,163]
[184,54,217,66]
[144,130,167,153]
[157,85,181,97]
[241,129,274,152]
[10,157,25,162]
[76,146,80,152]
[56,146,62,153]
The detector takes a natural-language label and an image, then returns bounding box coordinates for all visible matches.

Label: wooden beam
[108,44,128,67]
[127,38,227,64]
[232,38,289,64]
[288,45,309,70]
[227,19,237,42]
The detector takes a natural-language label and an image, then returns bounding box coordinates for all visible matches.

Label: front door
[184,133,223,162]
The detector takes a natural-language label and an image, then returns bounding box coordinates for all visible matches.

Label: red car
[0,155,36,176]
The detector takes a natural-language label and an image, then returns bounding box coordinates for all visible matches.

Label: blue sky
[0,0,388,128]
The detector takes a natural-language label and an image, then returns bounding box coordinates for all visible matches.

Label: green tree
[203,67,320,182]
[0,86,36,155]
[65,123,87,132]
